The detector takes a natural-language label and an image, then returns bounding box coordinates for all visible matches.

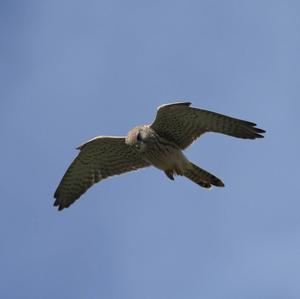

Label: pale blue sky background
[1,1,299,298]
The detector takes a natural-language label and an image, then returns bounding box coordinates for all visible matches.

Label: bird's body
[127,125,189,175]
[54,102,265,210]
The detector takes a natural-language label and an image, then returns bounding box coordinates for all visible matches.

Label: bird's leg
[164,170,174,181]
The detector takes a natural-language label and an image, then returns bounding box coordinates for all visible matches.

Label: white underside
[145,148,190,172]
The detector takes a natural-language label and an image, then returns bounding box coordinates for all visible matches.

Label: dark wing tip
[53,196,63,211]
[53,199,68,211]
[253,126,266,138]
[254,128,266,134]
[242,122,265,139]
[53,191,68,211]
[254,133,264,138]
[242,121,266,136]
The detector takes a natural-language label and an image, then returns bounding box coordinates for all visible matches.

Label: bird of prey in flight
[54,102,265,210]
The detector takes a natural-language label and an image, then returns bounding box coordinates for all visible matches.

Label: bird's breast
[142,140,189,172]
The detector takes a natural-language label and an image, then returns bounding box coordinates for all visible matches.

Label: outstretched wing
[150,102,265,149]
[54,136,150,210]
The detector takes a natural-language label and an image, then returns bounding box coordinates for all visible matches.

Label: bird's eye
[137,132,142,142]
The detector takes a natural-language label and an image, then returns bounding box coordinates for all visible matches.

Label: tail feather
[183,162,224,189]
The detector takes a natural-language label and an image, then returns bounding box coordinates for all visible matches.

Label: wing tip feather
[53,199,68,211]
[252,126,266,139]
[53,193,64,211]
[53,189,70,211]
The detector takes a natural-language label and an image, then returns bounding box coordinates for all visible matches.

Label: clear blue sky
[1,1,299,298]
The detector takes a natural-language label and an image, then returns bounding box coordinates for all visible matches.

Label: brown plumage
[54,137,150,210]
[54,102,265,210]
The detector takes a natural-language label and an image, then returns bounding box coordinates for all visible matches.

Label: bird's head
[125,125,155,151]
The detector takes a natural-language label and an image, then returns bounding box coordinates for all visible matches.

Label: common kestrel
[54,102,265,210]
